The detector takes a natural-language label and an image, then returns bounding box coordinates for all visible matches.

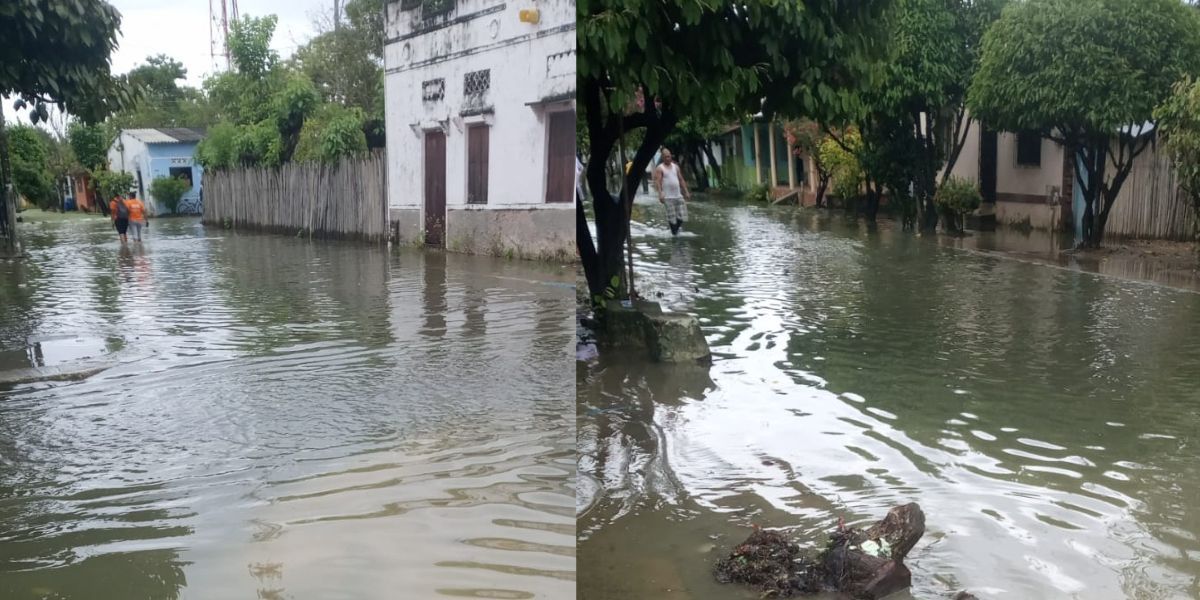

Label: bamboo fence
[1105,151,1196,241]
[203,151,388,242]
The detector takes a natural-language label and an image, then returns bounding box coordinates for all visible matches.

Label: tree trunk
[578,79,674,304]
[0,109,16,258]
[688,148,709,192]
[864,182,881,224]
[815,173,830,208]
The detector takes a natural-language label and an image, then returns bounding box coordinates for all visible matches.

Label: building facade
[383,0,575,260]
[106,128,206,215]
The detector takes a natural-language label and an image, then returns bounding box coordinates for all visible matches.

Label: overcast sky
[5,0,333,129]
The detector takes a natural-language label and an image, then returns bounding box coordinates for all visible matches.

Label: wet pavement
[0,216,575,599]
[579,198,1200,599]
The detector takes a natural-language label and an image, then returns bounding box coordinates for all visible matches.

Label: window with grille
[463,69,490,107]
[1016,131,1041,167]
[422,78,444,102]
[467,125,489,205]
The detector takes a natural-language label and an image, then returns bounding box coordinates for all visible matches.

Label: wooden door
[545,111,575,203]
[424,130,447,247]
[979,129,998,204]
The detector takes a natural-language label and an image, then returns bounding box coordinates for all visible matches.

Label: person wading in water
[653,148,691,236]
[110,193,131,244]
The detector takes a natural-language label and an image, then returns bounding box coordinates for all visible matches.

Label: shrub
[743,183,771,203]
[196,122,239,169]
[149,176,190,213]
[935,176,982,216]
[294,104,367,164]
[12,160,57,210]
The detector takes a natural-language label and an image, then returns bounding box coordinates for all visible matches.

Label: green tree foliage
[293,105,368,164]
[196,122,239,169]
[113,55,215,129]
[1155,76,1200,234]
[294,0,385,148]
[968,0,1200,247]
[229,15,279,78]
[665,117,725,191]
[0,0,135,124]
[196,16,318,168]
[7,126,58,210]
[67,122,111,172]
[93,170,135,201]
[827,0,1003,229]
[0,0,134,250]
[149,176,190,213]
[577,0,890,302]
[818,131,865,205]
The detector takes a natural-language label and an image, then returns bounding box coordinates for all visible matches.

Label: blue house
[106,128,206,214]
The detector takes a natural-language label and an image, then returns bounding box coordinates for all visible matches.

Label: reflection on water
[0,217,574,599]
[579,200,1200,599]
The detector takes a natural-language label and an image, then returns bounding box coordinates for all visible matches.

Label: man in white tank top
[653,148,691,236]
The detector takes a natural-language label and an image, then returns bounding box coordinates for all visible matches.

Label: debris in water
[713,503,927,600]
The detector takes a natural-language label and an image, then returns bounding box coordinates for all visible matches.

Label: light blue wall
[144,142,204,214]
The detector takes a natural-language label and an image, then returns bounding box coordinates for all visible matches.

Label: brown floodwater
[579,199,1200,599]
[0,216,575,599]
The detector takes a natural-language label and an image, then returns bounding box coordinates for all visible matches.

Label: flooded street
[579,198,1200,599]
[0,217,575,599]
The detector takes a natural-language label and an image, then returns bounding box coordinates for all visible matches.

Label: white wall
[995,132,1063,198]
[384,0,576,213]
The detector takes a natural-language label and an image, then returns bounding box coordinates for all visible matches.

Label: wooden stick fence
[202,151,388,242]
[1106,151,1196,241]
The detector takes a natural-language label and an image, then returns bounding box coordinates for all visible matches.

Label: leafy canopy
[0,0,135,124]
[67,122,111,172]
[968,0,1200,138]
[1155,76,1200,223]
[578,0,890,123]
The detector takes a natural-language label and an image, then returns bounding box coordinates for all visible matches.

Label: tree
[1156,76,1200,236]
[7,126,58,210]
[664,117,724,191]
[293,104,368,164]
[578,0,889,303]
[113,54,215,129]
[968,0,1200,247]
[68,123,111,172]
[294,0,385,148]
[784,120,830,206]
[883,0,1003,231]
[0,0,134,254]
[818,130,865,208]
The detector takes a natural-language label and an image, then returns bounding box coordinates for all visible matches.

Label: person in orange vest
[110,193,131,244]
[123,192,148,242]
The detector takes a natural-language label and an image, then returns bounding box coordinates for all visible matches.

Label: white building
[106,128,206,214]
[383,0,576,260]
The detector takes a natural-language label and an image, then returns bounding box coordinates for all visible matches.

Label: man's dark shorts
[115,218,129,234]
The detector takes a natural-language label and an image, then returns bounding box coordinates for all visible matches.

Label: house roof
[123,128,206,144]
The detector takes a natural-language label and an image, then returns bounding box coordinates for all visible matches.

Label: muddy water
[578,200,1200,600]
[0,217,574,599]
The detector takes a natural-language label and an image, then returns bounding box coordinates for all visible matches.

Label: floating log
[714,503,927,599]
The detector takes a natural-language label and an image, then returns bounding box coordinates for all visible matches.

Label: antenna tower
[208,0,241,71]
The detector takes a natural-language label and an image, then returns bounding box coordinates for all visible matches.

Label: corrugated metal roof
[123,128,207,144]
[124,128,177,144]
[158,127,206,142]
